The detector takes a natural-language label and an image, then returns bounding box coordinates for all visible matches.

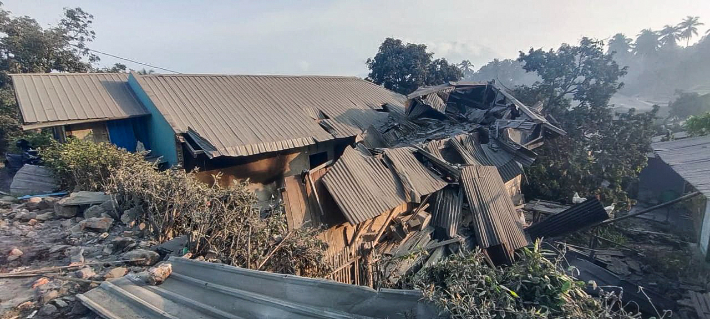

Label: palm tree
[608,33,632,54]
[634,29,659,57]
[658,25,680,48]
[678,16,704,46]
[458,60,474,79]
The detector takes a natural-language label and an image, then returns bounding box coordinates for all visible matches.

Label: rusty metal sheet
[322,147,406,225]
[383,147,447,199]
[432,186,463,238]
[11,73,149,129]
[525,198,608,240]
[460,165,528,261]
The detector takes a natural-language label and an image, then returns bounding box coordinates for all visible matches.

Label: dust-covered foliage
[42,139,330,277]
[399,243,658,319]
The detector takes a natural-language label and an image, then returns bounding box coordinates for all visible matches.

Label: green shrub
[41,138,150,191]
[404,243,658,318]
[41,138,330,277]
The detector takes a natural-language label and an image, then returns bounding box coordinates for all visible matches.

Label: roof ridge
[135,73,363,79]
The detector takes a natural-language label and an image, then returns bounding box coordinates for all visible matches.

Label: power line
[73,45,182,74]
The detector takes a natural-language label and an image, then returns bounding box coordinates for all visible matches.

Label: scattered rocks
[40,290,60,304]
[111,237,136,252]
[15,210,36,221]
[104,266,128,279]
[69,247,85,265]
[120,207,140,226]
[74,267,96,279]
[70,302,89,316]
[32,277,50,288]
[52,298,69,308]
[27,218,38,226]
[26,197,43,210]
[146,263,172,285]
[8,247,23,261]
[49,244,70,254]
[39,303,58,316]
[123,249,160,266]
[79,217,114,232]
[54,202,78,218]
[83,204,105,219]
[35,211,55,221]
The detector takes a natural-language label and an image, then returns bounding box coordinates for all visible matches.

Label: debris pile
[281,81,580,287]
[0,193,167,318]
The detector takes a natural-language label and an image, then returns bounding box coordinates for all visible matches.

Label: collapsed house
[12,75,581,285]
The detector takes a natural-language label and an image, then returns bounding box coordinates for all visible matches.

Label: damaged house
[12,75,577,285]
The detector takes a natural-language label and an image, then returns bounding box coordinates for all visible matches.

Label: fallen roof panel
[525,198,609,240]
[460,165,528,256]
[383,147,448,199]
[322,147,406,224]
[11,73,149,129]
[78,257,440,319]
[432,186,463,238]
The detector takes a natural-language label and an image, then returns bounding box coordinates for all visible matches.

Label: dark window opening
[309,151,328,169]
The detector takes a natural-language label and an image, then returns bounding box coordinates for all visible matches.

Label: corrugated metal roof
[451,134,524,182]
[11,73,149,129]
[133,74,406,158]
[78,257,440,319]
[652,135,710,197]
[383,147,448,199]
[432,186,463,238]
[460,165,528,257]
[525,198,608,240]
[322,147,406,224]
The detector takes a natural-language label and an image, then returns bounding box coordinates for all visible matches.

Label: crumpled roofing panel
[78,257,440,319]
[460,165,528,251]
[383,147,448,198]
[322,147,406,224]
[652,135,710,197]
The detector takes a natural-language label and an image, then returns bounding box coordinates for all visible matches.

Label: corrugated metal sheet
[460,165,528,261]
[78,257,440,319]
[525,198,609,240]
[652,136,710,197]
[383,147,447,199]
[451,134,524,182]
[322,147,406,224]
[133,74,406,158]
[11,73,149,129]
[432,186,463,238]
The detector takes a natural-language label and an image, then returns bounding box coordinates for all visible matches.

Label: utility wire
[73,44,182,74]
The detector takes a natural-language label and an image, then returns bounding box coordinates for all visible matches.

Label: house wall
[637,156,686,204]
[127,74,179,166]
[65,122,110,143]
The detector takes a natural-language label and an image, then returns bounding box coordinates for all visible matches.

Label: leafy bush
[41,138,149,191]
[685,112,710,136]
[404,243,656,318]
[42,139,331,277]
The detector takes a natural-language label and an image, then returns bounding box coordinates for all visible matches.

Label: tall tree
[366,38,462,95]
[633,29,660,57]
[678,16,704,46]
[658,25,680,48]
[458,60,474,79]
[0,4,99,152]
[517,38,657,205]
[608,33,633,56]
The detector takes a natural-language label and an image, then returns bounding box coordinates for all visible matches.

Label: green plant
[41,139,331,277]
[685,112,710,136]
[401,242,657,318]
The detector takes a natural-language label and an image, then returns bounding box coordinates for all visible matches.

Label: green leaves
[366,38,462,95]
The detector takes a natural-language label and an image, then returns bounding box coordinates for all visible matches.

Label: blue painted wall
[127,74,179,166]
[107,118,138,152]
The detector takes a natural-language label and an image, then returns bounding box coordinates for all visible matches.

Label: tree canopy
[366,38,462,95]
[516,38,657,205]
[0,4,99,152]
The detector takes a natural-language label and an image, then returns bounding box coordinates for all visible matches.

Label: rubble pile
[0,192,173,318]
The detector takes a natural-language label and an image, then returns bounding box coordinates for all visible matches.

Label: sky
[5,0,710,77]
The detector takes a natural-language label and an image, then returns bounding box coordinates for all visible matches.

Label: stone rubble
[0,193,161,318]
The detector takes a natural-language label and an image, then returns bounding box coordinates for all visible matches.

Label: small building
[11,73,151,152]
[642,136,710,258]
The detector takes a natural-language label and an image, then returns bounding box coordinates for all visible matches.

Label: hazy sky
[6,1,710,77]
